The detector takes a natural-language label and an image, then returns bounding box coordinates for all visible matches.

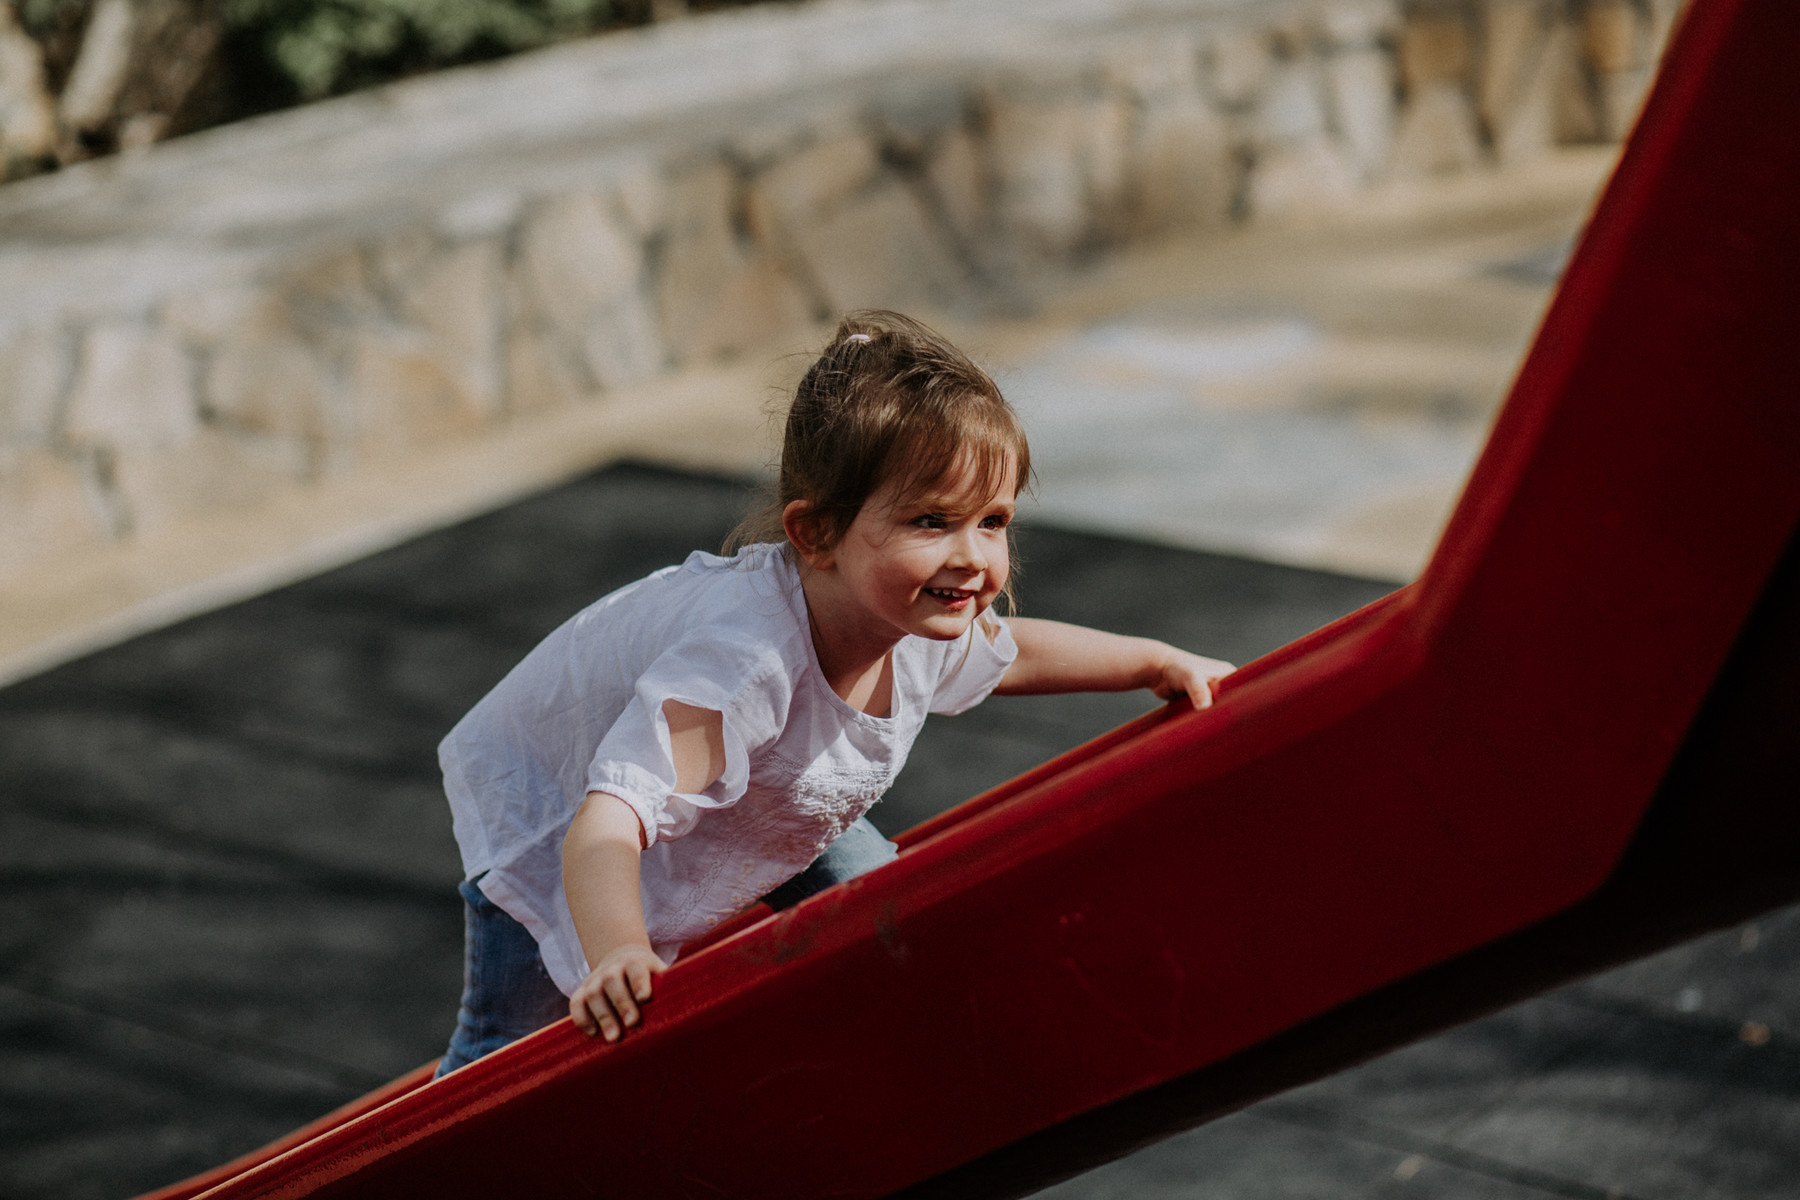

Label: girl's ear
[783,501,833,569]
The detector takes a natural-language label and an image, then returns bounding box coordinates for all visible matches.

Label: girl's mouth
[925,587,975,604]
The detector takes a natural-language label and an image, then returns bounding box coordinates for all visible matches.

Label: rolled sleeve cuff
[586,761,729,849]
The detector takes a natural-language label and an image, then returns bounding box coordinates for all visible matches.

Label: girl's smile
[923,586,976,608]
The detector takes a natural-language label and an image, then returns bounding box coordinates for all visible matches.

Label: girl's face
[813,452,1017,647]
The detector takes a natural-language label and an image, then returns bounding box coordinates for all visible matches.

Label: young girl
[436,311,1233,1073]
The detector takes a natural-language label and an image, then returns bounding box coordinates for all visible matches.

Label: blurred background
[1,0,1678,676]
[9,2,1796,1199]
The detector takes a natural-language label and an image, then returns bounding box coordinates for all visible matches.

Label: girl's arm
[563,792,660,1041]
[993,616,1235,706]
[561,700,726,1041]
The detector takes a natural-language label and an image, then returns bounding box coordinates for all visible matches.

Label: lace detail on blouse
[663,749,894,931]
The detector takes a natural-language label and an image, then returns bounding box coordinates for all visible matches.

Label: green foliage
[223,0,616,101]
[14,0,776,138]
[16,0,75,29]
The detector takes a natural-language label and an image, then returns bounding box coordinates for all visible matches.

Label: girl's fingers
[1168,656,1235,706]
[570,953,662,1042]
[593,988,623,1041]
[1157,670,1208,705]
[571,989,604,1038]
[604,975,640,1032]
[571,983,621,1041]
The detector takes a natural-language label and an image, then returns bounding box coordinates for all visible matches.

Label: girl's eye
[912,514,948,530]
[981,513,1011,530]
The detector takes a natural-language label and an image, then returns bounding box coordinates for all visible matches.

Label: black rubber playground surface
[2,463,1795,1200]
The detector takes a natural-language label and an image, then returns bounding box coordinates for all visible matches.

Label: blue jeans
[436,877,567,1077]
[436,817,897,1075]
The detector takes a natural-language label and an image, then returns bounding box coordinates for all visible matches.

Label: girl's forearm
[562,791,653,966]
[994,617,1172,694]
[994,617,1235,703]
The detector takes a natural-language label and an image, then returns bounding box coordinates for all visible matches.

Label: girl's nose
[947,528,986,571]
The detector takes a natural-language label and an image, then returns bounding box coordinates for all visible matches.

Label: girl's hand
[570,944,665,1042]
[1150,647,1236,707]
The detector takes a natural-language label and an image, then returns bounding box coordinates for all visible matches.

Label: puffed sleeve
[929,610,1019,715]
[584,641,788,848]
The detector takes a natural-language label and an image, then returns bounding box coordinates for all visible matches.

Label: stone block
[983,95,1086,255]
[1553,22,1603,143]
[161,286,262,343]
[873,85,968,156]
[436,189,523,242]
[1645,0,1685,55]
[347,327,493,454]
[504,325,592,418]
[0,326,68,443]
[749,133,882,226]
[1262,16,1311,63]
[1583,0,1647,73]
[730,114,826,173]
[1595,64,1655,141]
[1126,97,1235,234]
[1256,61,1331,147]
[516,191,665,389]
[984,90,1132,255]
[1400,15,1473,90]
[1326,48,1396,179]
[1204,30,1272,111]
[611,163,667,241]
[1110,41,1231,236]
[1389,81,1486,178]
[676,254,821,364]
[281,250,383,324]
[923,127,991,247]
[397,239,505,418]
[1246,138,1359,221]
[574,300,668,393]
[368,229,440,297]
[1080,96,1134,238]
[1478,0,1550,137]
[109,428,309,538]
[517,192,640,328]
[518,194,631,326]
[768,177,970,315]
[1102,39,1202,103]
[64,322,197,451]
[1488,19,1565,163]
[0,447,108,581]
[202,294,339,448]
[0,5,55,169]
[654,161,816,365]
[654,163,739,356]
[1316,0,1400,51]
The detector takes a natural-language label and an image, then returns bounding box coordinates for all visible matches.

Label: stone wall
[0,0,1681,585]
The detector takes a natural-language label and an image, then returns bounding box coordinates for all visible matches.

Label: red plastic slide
[142,0,1800,1194]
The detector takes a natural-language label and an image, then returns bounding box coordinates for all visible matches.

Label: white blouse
[439,542,1017,994]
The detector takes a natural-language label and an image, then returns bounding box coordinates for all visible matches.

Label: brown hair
[728,310,1032,599]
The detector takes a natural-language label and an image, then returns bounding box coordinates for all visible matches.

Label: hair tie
[845,333,872,344]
